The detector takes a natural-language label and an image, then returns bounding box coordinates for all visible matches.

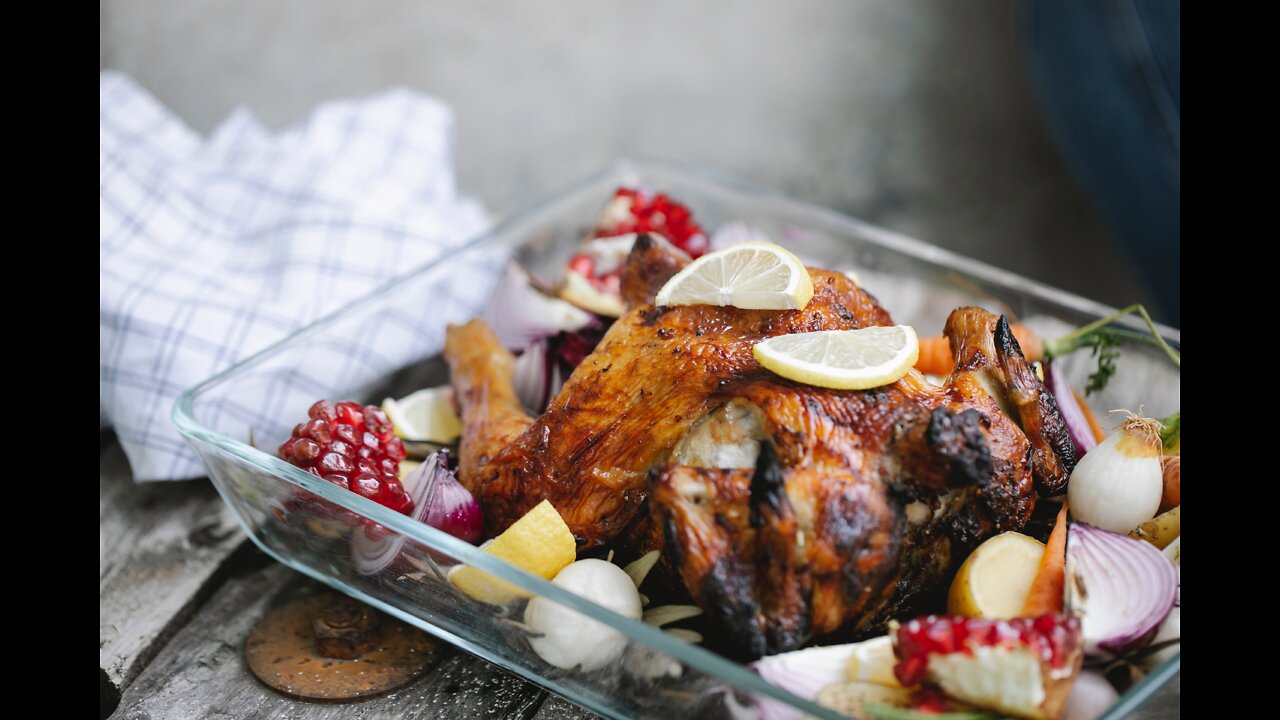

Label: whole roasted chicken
[444,235,1076,657]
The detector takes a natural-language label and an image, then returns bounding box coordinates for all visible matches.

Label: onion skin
[421,452,483,544]
[751,644,859,720]
[512,338,564,415]
[351,450,480,574]
[1066,523,1177,658]
[352,451,444,575]
[484,261,593,351]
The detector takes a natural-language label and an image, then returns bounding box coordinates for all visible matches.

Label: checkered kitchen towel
[101,72,493,481]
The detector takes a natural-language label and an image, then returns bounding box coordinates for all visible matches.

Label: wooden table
[100,432,1178,719]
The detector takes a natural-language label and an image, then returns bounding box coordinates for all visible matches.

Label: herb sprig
[1043,304,1180,396]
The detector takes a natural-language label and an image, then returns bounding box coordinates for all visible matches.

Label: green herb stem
[1043,304,1180,368]
[1043,304,1180,395]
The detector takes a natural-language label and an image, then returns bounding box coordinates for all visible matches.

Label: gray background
[100,0,1156,317]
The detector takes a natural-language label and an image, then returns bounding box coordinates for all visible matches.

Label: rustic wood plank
[111,561,552,720]
[100,436,246,705]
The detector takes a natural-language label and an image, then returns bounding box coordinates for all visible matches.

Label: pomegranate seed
[568,254,595,276]
[292,439,322,462]
[279,399,414,515]
[892,614,1081,687]
[364,406,391,435]
[303,417,331,443]
[308,400,335,421]
[352,473,382,498]
[320,453,353,474]
[592,187,708,258]
[333,423,358,445]
[335,401,364,426]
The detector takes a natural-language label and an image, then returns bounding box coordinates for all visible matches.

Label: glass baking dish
[173,158,1180,720]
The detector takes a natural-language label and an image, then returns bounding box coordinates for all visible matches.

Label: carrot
[915,335,954,375]
[1021,503,1068,616]
[913,323,1044,376]
[1071,387,1107,443]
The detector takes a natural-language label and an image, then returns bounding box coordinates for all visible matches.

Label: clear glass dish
[173,158,1180,720]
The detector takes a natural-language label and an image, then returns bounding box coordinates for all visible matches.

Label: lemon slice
[753,325,919,390]
[654,240,813,310]
[382,387,461,443]
[448,500,577,605]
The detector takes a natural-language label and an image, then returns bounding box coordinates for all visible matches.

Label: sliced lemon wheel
[753,325,919,390]
[654,240,813,310]
[382,386,461,443]
[447,500,577,605]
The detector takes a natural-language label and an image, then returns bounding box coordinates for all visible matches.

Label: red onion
[1066,522,1177,657]
[1045,361,1098,456]
[512,338,565,415]
[751,644,860,720]
[484,260,593,351]
[352,450,482,574]
[419,450,483,544]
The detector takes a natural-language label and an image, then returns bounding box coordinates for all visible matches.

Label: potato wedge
[1130,506,1179,549]
[947,532,1045,618]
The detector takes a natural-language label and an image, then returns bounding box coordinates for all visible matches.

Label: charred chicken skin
[444,234,1076,657]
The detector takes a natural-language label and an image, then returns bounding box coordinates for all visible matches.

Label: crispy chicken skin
[944,308,1077,495]
[445,241,891,547]
[445,235,1076,656]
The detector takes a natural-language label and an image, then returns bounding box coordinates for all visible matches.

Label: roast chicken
[443,234,1076,656]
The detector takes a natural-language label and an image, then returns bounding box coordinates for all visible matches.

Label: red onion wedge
[751,644,861,720]
[352,450,482,574]
[512,318,608,415]
[512,338,565,415]
[1045,361,1098,456]
[1066,522,1177,657]
[484,260,594,351]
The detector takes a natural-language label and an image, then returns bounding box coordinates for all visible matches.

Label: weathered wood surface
[110,562,561,720]
[100,435,246,705]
